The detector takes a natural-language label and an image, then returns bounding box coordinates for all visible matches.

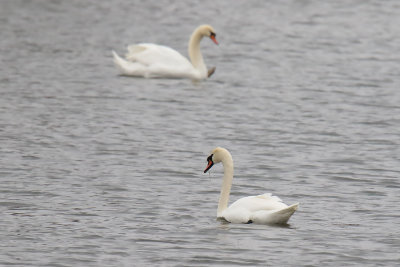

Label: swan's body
[204,147,299,225]
[112,25,218,80]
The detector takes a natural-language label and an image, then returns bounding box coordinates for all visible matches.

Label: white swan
[112,24,218,80]
[204,147,299,225]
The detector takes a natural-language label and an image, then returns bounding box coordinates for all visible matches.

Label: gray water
[1,0,400,266]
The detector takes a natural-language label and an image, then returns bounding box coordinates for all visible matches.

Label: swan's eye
[206,154,213,162]
[210,32,216,37]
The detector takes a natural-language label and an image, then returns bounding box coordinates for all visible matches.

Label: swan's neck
[217,157,234,217]
[188,31,206,75]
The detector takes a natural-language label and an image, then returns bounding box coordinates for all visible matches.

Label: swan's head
[204,147,231,173]
[197,24,218,45]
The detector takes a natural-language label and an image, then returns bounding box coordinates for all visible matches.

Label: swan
[204,147,299,225]
[112,24,218,80]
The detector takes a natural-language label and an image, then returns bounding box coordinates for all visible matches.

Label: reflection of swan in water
[204,147,299,224]
[112,25,218,80]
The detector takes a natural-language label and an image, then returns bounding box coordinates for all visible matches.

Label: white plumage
[204,147,299,224]
[112,25,218,80]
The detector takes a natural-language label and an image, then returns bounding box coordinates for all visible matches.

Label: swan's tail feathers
[252,203,299,225]
[270,203,299,224]
[126,45,146,61]
[112,50,145,77]
[112,50,125,73]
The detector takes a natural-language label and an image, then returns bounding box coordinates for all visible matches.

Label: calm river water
[1,0,399,266]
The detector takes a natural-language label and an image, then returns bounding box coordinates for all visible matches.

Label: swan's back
[125,44,192,68]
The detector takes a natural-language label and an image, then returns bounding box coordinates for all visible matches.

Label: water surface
[1,0,399,266]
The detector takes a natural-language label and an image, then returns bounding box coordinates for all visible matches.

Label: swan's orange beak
[210,34,218,45]
[204,154,214,173]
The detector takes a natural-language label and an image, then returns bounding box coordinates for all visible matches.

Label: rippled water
[1,0,400,266]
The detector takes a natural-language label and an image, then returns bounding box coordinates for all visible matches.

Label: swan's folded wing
[125,43,192,68]
[228,194,288,213]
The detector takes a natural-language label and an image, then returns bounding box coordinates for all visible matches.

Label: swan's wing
[228,193,289,213]
[222,194,288,224]
[225,194,298,224]
[125,43,192,68]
